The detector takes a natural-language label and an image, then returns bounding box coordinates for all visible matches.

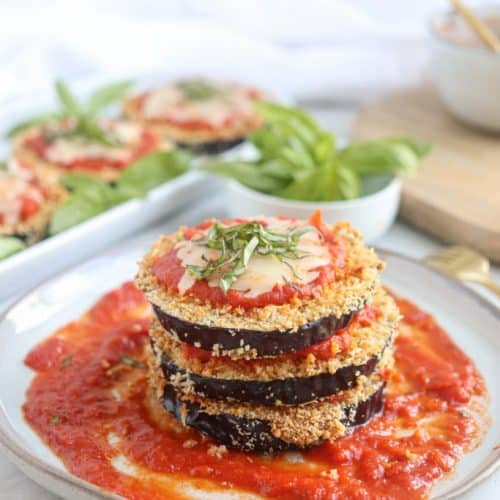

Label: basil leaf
[49,194,108,235]
[49,176,118,234]
[277,161,360,202]
[337,164,361,199]
[254,101,323,154]
[337,141,421,177]
[115,150,191,199]
[86,80,134,116]
[60,173,109,192]
[250,127,288,160]
[313,133,336,164]
[202,160,289,193]
[55,80,81,116]
[74,117,117,146]
[278,168,328,201]
[6,113,62,138]
[384,137,432,157]
[257,160,296,181]
[0,237,26,260]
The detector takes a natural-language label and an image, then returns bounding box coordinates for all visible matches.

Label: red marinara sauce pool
[23,282,488,500]
[152,212,347,309]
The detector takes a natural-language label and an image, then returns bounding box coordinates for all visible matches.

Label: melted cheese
[175,218,331,297]
[0,173,43,225]
[142,86,183,119]
[45,120,143,165]
[142,82,256,127]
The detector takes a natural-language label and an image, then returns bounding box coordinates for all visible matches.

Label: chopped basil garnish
[120,356,145,368]
[187,222,313,293]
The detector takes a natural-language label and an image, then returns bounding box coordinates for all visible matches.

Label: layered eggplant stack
[136,213,399,453]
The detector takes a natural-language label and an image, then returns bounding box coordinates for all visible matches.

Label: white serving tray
[0,172,216,299]
[0,71,292,299]
[0,71,249,300]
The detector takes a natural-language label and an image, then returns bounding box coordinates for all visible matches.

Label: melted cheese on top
[0,173,43,225]
[142,82,256,127]
[45,120,144,165]
[175,218,331,297]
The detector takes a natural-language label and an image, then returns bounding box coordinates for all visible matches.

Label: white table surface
[0,106,498,499]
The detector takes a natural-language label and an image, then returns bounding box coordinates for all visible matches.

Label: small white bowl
[430,6,500,132]
[224,175,401,243]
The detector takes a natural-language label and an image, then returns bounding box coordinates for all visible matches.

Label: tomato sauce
[23,283,488,500]
[0,194,42,224]
[0,175,46,225]
[152,214,346,309]
[182,304,380,363]
[24,130,158,171]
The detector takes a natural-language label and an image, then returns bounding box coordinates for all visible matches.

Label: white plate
[0,210,498,499]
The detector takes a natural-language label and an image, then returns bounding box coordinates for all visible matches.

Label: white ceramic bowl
[430,6,500,132]
[225,175,401,243]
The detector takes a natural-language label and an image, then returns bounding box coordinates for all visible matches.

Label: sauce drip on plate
[23,283,488,499]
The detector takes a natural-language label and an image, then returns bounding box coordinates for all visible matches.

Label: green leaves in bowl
[6,79,134,144]
[49,150,191,234]
[202,101,431,202]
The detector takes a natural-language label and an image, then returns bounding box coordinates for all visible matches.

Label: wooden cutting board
[352,85,500,263]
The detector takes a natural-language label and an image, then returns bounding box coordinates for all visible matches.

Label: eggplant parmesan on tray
[12,119,171,182]
[123,78,264,153]
[0,162,65,245]
[136,211,398,452]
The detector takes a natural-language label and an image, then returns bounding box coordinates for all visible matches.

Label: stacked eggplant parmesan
[136,213,399,453]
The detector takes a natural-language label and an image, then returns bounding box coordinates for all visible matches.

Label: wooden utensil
[424,246,500,297]
[451,0,500,52]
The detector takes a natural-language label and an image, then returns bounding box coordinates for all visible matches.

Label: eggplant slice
[153,303,355,356]
[158,339,391,405]
[162,382,385,453]
[177,138,244,154]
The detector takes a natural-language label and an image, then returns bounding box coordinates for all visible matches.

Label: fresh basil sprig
[186,221,313,293]
[6,80,133,142]
[49,150,191,234]
[202,101,431,202]
[115,149,192,199]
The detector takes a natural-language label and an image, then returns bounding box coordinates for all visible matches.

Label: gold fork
[424,246,500,297]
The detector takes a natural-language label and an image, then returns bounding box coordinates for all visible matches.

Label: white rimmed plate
[0,208,498,499]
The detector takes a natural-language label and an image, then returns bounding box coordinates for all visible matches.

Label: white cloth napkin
[0,0,487,106]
